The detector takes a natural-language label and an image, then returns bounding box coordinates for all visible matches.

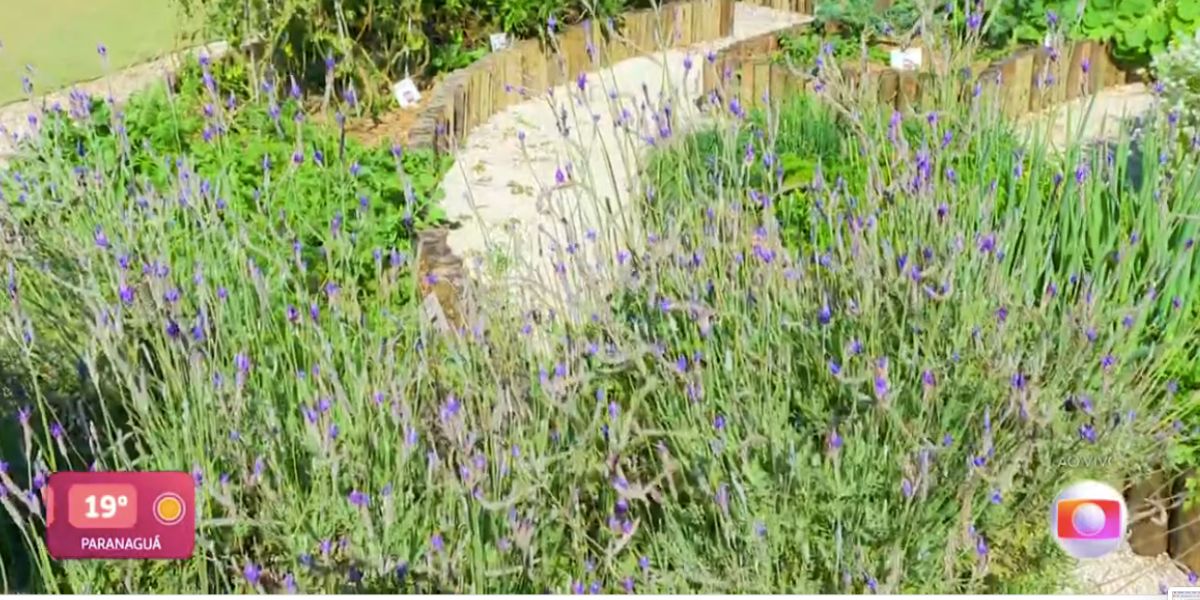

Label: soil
[342,90,435,149]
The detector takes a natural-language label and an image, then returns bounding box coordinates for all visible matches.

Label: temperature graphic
[46,471,195,560]
[69,484,138,529]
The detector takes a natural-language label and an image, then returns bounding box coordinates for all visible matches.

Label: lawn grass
[0,0,185,104]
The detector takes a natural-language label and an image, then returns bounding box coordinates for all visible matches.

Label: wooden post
[1127,472,1171,557]
[1170,470,1200,571]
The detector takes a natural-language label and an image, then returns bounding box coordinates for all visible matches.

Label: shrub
[172,0,652,107]
[0,55,451,591]
[1154,28,1200,138]
[637,55,1200,590]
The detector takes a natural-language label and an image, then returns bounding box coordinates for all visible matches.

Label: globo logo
[1050,480,1127,559]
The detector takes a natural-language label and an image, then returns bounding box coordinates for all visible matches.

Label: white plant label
[392,78,421,108]
[889,47,923,71]
[489,32,510,52]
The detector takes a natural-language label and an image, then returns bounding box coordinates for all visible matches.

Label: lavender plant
[0,11,1198,595]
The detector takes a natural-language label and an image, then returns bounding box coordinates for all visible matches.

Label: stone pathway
[1020,82,1157,149]
[437,3,812,314]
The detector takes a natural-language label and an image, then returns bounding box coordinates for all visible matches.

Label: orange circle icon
[153,492,185,525]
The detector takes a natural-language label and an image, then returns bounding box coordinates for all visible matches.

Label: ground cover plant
[2,4,1200,597]
[963,0,1200,66]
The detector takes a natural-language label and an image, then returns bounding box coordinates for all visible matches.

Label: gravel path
[1020,82,1157,149]
[437,3,811,311]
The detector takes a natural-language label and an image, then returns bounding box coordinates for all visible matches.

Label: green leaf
[1147,19,1170,42]
[1177,0,1200,20]
[1123,25,1148,48]
[1082,9,1111,28]
[1117,0,1153,16]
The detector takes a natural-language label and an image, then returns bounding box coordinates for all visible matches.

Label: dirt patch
[343,92,434,149]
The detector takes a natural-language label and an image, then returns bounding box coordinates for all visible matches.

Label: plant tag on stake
[392,78,421,108]
[489,32,510,52]
[889,47,923,71]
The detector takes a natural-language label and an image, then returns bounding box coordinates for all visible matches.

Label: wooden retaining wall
[742,0,814,14]
[408,0,736,152]
[702,25,1131,120]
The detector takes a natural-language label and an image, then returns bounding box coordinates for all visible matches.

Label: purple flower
[431,532,445,553]
[901,478,914,498]
[829,360,841,376]
[977,233,996,254]
[119,282,135,305]
[1079,423,1096,443]
[922,370,936,388]
[1100,354,1115,370]
[244,562,261,586]
[1011,372,1027,391]
[990,489,1002,504]
[93,226,109,249]
[818,304,832,325]
[348,490,369,507]
[827,428,843,453]
[1078,395,1094,414]
[50,422,64,438]
[873,375,889,401]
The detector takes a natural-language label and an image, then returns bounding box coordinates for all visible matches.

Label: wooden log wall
[741,0,814,13]
[407,0,736,153]
[703,26,1130,121]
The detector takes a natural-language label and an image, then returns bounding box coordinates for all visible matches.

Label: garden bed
[693,14,1200,578]
[703,23,1135,118]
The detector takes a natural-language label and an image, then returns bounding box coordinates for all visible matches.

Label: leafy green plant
[975,0,1076,49]
[1081,0,1200,63]
[171,0,674,108]
[777,30,893,66]
[1153,28,1200,136]
[815,0,922,39]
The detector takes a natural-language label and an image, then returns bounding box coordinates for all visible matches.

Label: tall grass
[1,3,1199,593]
